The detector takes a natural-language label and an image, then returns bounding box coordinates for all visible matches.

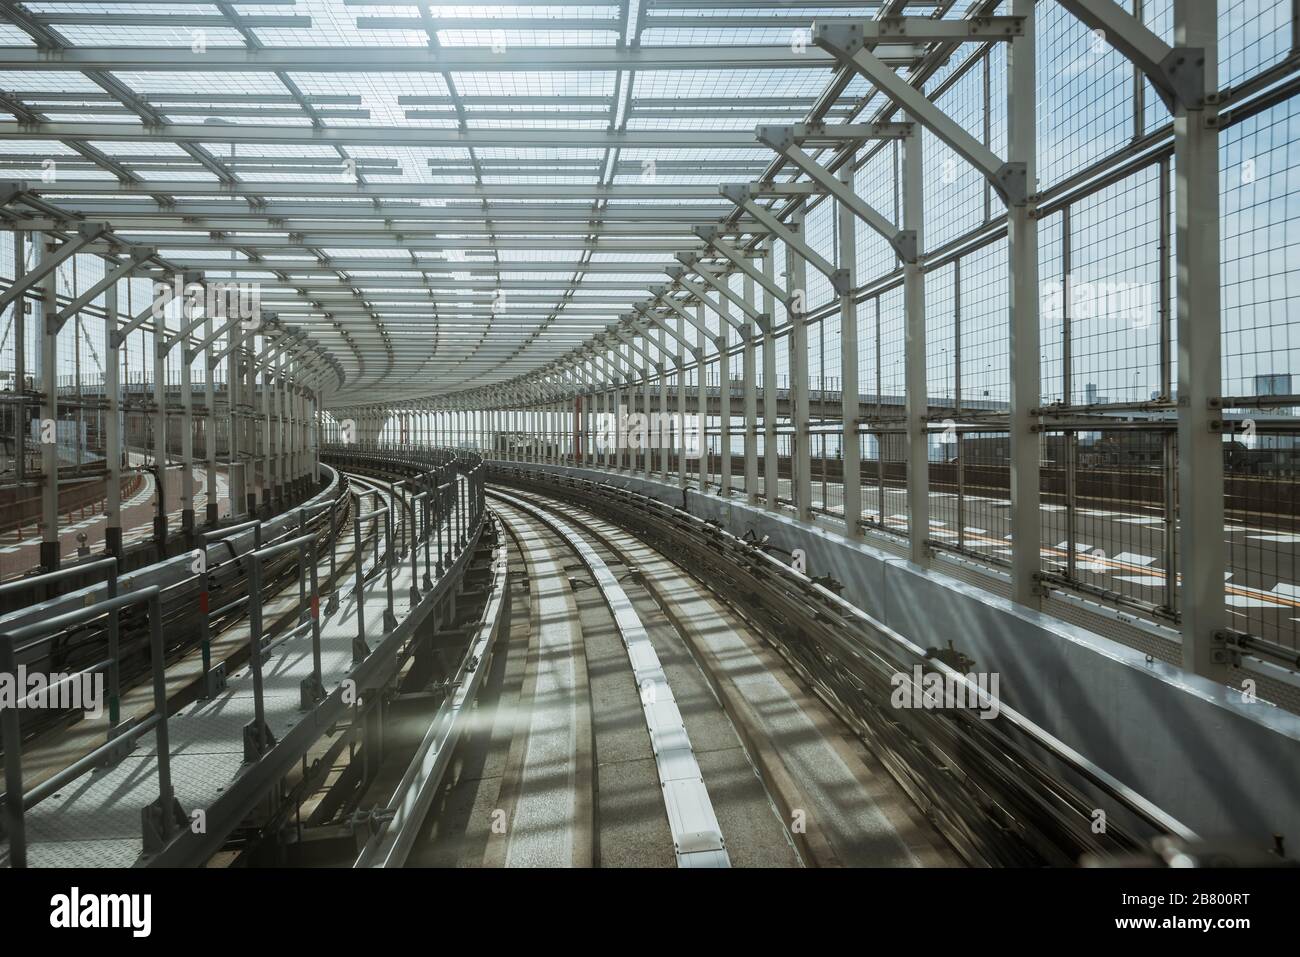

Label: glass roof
[0,1,964,404]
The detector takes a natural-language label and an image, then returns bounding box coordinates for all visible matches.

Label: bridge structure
[0,0,1298,889]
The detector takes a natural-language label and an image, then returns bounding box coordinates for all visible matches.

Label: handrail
[1,584,178,868]
[0,556,125,725]
[243,530,326,758]
[0,451,491,868]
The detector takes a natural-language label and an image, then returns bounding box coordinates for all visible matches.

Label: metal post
[353,508,369,661]
[903,129,929,565]
[762,241,779,508]
[244,329,257,515]
[243,560,275,761]
[301,542,326,708]
[227,328,241,519]
[1008,0,1042,608]
[642,354,652,479]
[718,297,731,495]
[145,590,183,847]
[38,240,59,572]
[743,274,759,504]
[1175,0,1227,680]
[383,507,398,631]
[13,232,25,491]
[0,635,26,867]
[204,306,218,526]
[787,208,812,521]
[839,161,862,536]
[105,281,123,557]
[179,287,196,540]
[151,280,172,547]
[696,304,708,490]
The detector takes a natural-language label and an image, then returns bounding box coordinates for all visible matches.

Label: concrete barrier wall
[492,461,1300,848]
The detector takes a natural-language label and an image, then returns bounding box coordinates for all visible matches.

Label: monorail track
[408,486,958,868]
[486,467,1200,867]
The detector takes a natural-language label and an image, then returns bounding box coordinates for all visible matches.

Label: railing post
[296,508,308,621]
[383,507,398,632]
[325,493,340,615]
[353,511,369,661]
[300,540,326,709]
[435,485,445,575]
[242,560,276,762]
[141,589,186,854]
[0,633,27,867]
[407,490,421,605]
[106,564,121,725]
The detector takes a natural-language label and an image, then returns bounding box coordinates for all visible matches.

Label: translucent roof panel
[0,0,976,401]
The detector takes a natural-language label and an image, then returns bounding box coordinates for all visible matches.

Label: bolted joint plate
[891,229,919,265]
[1160,46,1206,111]
[813,21,865,58]
[719,183,751,206]
[694,224,720,245]
[993,161,1029,207]
[78,221,110,241]
[674,251,698,269]
[830,268,853,296]
[665,265,684,281]
[0,181,25,207]
[755,124,796,152]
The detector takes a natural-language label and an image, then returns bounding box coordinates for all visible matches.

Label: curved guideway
[489,486,960,868]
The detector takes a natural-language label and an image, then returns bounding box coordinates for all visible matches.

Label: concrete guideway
[503,485,957,868]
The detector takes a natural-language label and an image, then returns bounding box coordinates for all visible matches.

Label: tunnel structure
[0,0,1297,898]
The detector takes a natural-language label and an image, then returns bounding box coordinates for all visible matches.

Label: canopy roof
[0,1,973,404]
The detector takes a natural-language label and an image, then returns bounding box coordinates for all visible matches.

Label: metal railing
[1,449,486,867]
[1,585,179,868]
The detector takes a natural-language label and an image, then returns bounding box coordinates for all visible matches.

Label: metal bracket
[99,715,142,768]
[242,717,277,762]
[0,181,25,208]
[892,228,919,264]
[1161,47,1206,111]
[203,660,228,699]
[994,162,1030,207]
[140,796,188,856]
[815,21,866,57]
[299,673,327,711]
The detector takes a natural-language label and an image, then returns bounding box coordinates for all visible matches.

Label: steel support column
[762,240,778,508]
[38,240,58,571]
[104,280,123,558]
[1007,0,1042,607]
[839,160,862,537]
[696,303,708,490]
[718,297,731,495]
[742,303,759,504]
[1174,0,1227,680]
[903,128,930,566]
[787,207,812,521]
